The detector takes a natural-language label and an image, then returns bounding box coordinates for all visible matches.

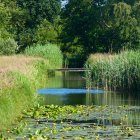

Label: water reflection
[38,71,140,106]
[38,88,104,95]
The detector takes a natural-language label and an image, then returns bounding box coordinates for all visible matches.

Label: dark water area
[38,71,140,106]
[37,71,140,130]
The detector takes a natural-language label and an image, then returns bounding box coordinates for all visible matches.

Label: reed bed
[24,43,63,68]
[86,50,140,91]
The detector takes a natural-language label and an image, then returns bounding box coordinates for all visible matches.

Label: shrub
[18,29,34,48]
[0,37,4,55]
[33,19,58,45]
[62,44,87,68]
[24,43,63,68]
[0,38,19,55]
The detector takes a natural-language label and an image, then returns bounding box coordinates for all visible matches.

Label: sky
[61,0,68,7]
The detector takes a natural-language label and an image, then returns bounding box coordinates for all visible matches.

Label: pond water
[3,71,140,139]
[38,71,140,106]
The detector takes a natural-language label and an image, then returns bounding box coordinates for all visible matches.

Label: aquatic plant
[85,50,140,91]
[2,105,140,139]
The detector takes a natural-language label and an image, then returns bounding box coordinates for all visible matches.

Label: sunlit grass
[87,53,114,63]
[0,43,63,130]
[0,55,44,90]
[24,43,63,68]
[0,55,43,72]
[0,55,48,130]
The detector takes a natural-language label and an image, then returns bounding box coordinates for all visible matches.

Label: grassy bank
[0,56,48,130]
[0,44,63,130]
[85,50,140,91]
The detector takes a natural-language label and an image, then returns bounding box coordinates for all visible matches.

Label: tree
[16,0,61,28]
[0,0,26,37]
[33,19,58,45]
[15,0,61,49]
[0,0,62,52]
[60,0,140,57]
[113,2,139,49]
[60,0,104,52]
[107,0,140,6]
[0,0,25,54]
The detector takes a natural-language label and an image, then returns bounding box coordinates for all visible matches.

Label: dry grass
[86,53,115,68]
[0,55,44,72]
[0,55,45,90]
[88,53,114,62]
[0,55,49,130]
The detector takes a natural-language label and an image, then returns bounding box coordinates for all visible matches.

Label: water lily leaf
[29,134,34,139]
[0,134,4,139]
[35,129,42,135]
[33,111,39,118]
[16,129,22,134]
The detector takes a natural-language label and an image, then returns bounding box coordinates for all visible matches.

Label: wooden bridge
[55,68,90,72]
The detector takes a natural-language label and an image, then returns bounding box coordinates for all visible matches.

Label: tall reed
[85,50,140,91]
[0,57,48,130]
[24,43,63,68]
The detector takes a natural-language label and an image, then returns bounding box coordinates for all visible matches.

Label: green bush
[85,50,140,91]
[0,38,19,55]
[33,19,58,45]
[0,37,4,55]
[18,29,34,48]
[62,44,87,67]
[24,43,63,68]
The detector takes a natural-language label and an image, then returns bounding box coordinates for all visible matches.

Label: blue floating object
[37,88,104,95]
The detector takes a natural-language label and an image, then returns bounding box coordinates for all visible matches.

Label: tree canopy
[60,0,140,58]
[0,0,61,51]
[16,0,61,28]
[0,0,140,65]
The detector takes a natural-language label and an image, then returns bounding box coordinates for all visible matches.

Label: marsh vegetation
[86,50,140,91]
[0,0,140,139]
[2,105,140,139]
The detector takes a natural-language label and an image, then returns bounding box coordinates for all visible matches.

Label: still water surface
[3,71,140,139]
[38,71,140,106]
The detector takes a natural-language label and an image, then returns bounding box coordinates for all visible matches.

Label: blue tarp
[38,88,104,95]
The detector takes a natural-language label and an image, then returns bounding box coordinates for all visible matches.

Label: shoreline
[0,55,48,130]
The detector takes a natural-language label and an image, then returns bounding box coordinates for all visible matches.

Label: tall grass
[0,43,63,130]
[24,43,63,68]
[0,56,48,130]
[85,50,140,91]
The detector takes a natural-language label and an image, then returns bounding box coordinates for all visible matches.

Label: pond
[2,71,140,139]
[38,71,140,106]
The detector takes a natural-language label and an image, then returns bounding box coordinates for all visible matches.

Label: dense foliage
[60,0,140,63]
[0,0,140,67]
[0,0,61,52]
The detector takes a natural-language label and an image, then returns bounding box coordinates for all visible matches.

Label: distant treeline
[0,0,61,55]
[60,0,140,61]
[0,0,140,62]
